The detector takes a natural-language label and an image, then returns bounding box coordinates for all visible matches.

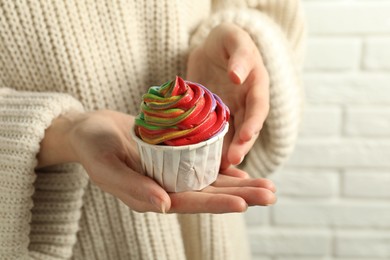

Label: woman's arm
[188,0,306,177]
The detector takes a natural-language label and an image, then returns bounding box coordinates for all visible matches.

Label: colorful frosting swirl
[135,76,230,146]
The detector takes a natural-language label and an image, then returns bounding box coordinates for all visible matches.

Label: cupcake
[130,76,230,192]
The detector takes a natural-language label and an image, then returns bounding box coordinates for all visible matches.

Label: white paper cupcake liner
[130,124,229,192]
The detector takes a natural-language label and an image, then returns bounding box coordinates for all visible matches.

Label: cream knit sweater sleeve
[190,0,306,177]
[0,89,88,259]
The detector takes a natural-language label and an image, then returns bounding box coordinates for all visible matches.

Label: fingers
[220,165,250,179]
[227,65,270,165]
[168,192,247,213]
[223,24,257,84]
[214,173,276,193]
[220,121,234,170]
[240,66,270,141]
[226,37,256,85]
[115,172,171,213]
[228,62,251,85]
[227,70,269,165]
[93,155,276,214]
[203,186,276,206]
[204,172,277,207]
[92,155,171,213]
[167,173,277,213]
[227,110,248,165]
[223,27,270,166]
[168,179,276,213]
[118,194,167,213]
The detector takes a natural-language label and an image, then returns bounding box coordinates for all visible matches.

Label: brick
[304,2,390,34]
[248,229,331,256]
[287,139,390,167]
[343,170,390,198]
[329,259,380,260]
[251,257,272,260]
[327,259,380,260]
[345,107,390,136]
[304,38,361,71]
[273,202,390,228]
[300,106,342,137]
[335,231,390,258]
[277,258,377,260]
[276,257,330,260]
[244,206,270,226]
[304,73,390,104]
[270,169,339,197]
[363,38,390,70]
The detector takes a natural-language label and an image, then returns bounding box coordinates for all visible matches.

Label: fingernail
[150,196,165,214]
[239,155,245,164]
[233,156,244,166]
[161,203,166,214]
[232,66,244,84]
[266,197,278,206]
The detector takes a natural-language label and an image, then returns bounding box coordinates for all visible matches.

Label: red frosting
[135,76,230,146]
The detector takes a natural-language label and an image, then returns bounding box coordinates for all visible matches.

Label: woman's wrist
[36,111,84,168]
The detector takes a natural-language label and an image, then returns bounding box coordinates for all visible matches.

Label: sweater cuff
[190,9,303,176]
[0,89,87,258]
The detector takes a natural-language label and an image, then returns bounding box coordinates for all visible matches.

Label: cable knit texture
[0,1,305,259]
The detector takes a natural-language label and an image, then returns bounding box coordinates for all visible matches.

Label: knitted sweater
[0,1,305,259]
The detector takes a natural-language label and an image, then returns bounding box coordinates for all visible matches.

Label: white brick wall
[364,38,390,70]
[245,1,390,259]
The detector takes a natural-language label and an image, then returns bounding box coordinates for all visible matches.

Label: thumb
[93,155,172,213]
[225,37,256,85]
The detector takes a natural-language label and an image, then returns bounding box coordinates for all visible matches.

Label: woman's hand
[37,110,276,213]
[187,23,270,169]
